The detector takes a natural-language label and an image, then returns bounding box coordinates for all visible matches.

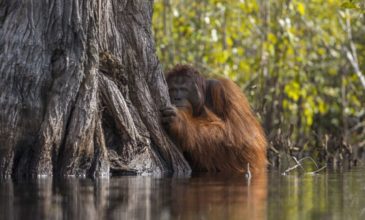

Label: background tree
[0,0,190,177]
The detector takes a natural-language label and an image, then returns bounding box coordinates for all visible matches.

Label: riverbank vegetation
[153,0,365,169]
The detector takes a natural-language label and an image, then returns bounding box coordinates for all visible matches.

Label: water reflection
[268,167,365,220]
[0,174,267,220]
[1,168,365,220]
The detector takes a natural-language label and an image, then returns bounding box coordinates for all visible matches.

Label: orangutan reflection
[170,173,267,220]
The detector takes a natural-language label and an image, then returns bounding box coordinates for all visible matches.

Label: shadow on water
[1,167,365,220]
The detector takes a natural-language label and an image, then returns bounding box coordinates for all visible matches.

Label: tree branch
[344,10,365,90]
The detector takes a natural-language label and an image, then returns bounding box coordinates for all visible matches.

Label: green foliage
[153,0,365,156]
[341,0,365,13]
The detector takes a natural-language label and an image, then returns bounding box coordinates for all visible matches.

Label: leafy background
[153,0,365,168]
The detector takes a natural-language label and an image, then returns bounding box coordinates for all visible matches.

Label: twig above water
[282,156,326,175]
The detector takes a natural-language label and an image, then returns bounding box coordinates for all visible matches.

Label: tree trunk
[0,0,190,177]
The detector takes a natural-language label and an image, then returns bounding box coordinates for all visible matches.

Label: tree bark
[0,0,190,177]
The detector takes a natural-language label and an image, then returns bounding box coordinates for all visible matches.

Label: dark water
[1,167,365,220]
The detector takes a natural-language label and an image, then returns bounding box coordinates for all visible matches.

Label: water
[0,167,365,220]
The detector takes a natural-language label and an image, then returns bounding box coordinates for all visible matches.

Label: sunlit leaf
[297,3,306,15]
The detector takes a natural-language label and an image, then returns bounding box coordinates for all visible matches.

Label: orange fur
[167,77,267,175]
